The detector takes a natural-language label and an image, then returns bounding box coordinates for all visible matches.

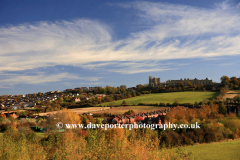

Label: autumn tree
[221,75,230,85]
[47,110,82,130]
[187,81,192,87]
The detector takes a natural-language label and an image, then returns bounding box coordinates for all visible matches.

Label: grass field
[92,106,169,115]
[170,139,240,160]
[99,92,219,106]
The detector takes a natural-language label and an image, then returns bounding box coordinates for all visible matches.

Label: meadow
[99,92,219,106]
[171,139,240,160]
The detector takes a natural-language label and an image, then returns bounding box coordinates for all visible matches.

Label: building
[72,98,81,103]
[149,76,160,87]
[166,78,212,86]
[75,87,89,91]
[89,86,102,91]
[148,76,215,87]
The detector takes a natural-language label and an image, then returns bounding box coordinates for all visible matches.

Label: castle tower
[149,76,152,87]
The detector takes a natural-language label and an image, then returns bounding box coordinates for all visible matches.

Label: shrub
[122,100,127,106]
[218,103,227,114]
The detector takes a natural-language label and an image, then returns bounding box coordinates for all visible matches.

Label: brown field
[36,107,110,116]
[2,105,168,116]
[223,91,240,99]
[91,105,169,115]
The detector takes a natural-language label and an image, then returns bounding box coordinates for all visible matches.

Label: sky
[0,0,240,95]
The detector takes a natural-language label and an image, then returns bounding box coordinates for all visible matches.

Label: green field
[99,92,219,106]
[170,140,240,160]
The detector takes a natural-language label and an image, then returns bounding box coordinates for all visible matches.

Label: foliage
[121,100,127,106]
[123,110,135,115]
[0,129,193,160]
[218,103,227,114]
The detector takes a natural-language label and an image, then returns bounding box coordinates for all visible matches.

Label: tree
[122,100,127,106]
[124,110,135,115]
[194,101,198,107]
[120,85,127,89]
[136,84,144,91]
[179,82,183,87]
[109,101,115,109]
[218,103,227,114]
[221,76,230,85]
[132,91,136,97]
[173,100,179,106]
[233,95,240,103]
[47,110,82,130]
[187,81,192,87]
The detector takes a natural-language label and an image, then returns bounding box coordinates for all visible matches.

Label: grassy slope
[170,140,240,160]
[99,92,219,106]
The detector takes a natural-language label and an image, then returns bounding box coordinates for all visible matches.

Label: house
[128,87,137,92]
[0,104,5,108]
[142,117,161,124]
[72,98,81,103]
[102,108,171,125]
[95,94,106,97]
[9,105,22,110]
[72,93,79,97]
[81,87,89,91]
[89,86,102,91]
[22,102,36,107]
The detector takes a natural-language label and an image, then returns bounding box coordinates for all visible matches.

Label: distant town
[0,75,232,112]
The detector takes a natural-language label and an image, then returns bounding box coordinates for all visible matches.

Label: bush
[122,100,127,106]
[218,103,227,114]
[159,103,166,106]
[0,123,8,132]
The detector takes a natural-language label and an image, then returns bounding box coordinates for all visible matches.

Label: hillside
[170,139,240,160]
[99,91,219,106]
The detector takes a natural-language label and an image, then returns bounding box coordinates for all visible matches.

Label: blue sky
[0,0,240,95]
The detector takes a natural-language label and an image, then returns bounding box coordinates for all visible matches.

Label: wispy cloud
[0,1,240,86]
[0,72,102,88]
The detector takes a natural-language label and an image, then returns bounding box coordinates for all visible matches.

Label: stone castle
[149,76,213,87]
[149,76,161,87]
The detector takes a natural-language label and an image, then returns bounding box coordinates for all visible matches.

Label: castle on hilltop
[149,76,213,87]
[149,76,160,87]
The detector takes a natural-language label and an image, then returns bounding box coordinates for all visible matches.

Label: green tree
[122,100,127,106]
[173,100,179,106]
[136,84,144,91]
[218,103,227,114]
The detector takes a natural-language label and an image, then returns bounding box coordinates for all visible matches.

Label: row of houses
[103,108,171,125]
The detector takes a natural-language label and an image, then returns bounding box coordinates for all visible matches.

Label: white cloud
[0,73,102,88]
[0,1,240,78]
[109,68,177,74]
